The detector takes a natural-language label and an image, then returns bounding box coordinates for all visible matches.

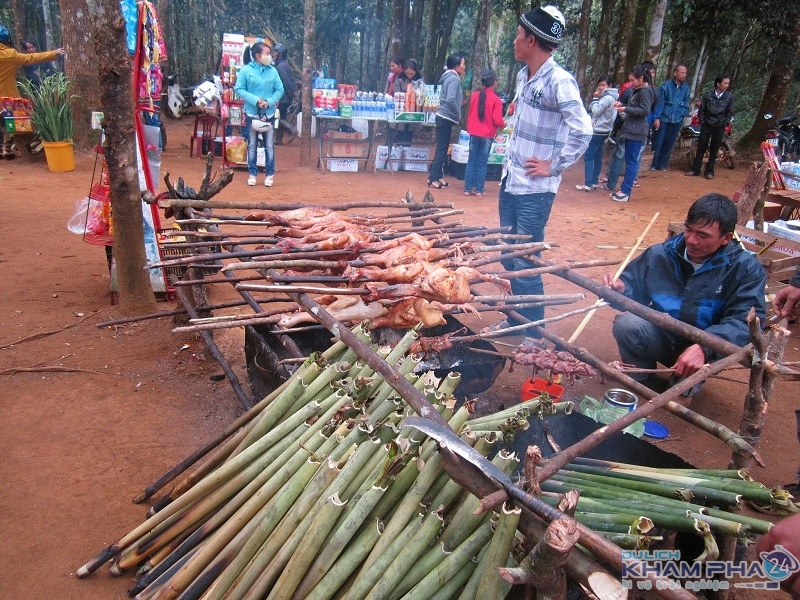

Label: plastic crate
[447,160,502,182]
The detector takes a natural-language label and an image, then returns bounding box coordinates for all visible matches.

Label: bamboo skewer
[567,211,660,343]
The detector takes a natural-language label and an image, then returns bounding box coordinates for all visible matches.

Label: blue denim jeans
[583,133,608,187]
[605,138,624,190]
[650,121,681,170]
[498,180,556,325]
[621,139,643,195]
[464,135,492,193]
[246,116,275,177]
[429,116,454,183]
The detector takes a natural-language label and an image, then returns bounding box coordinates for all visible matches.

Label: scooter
[764,113,800,162]
[679,108,736,170]
[161,74,198,119]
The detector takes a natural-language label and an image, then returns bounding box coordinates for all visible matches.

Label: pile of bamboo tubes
[77,325,563,599]
[76,321,788,599]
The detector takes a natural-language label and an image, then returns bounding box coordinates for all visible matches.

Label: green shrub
[18,72,74,142]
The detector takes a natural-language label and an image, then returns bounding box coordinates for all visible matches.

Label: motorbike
[679,106,736,170]
[764,113,800,162]
[161,74,200,119]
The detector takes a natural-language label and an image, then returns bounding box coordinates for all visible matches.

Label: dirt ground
[0,117,797,600]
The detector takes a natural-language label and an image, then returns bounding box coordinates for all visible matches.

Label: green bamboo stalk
[266,493,348,600]
[294,481,390,598]
[302,518,384,600]
[172,455,332,600]
[396,520,494,600]
[201,458,342,600]
[543,476,772,534]
[227,435,386,600]
[196,440,345,600]
[439,450,518,551]
[358,509,445,600]
[569,457,748,480]
[455,545,489,600]
[425,437,495,514]
[427,550,480,600]
[117,402,323,570]
[596,532,658,550]
[474,503,520,600]
[561,465,742,505]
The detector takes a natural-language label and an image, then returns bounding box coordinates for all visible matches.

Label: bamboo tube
[596,532,656,550]
[294,481,390,598]
[396,520,494,600]
[427,551,480,600]
[189,458,341,600]
[225,437,385,600]
[567,211,660,343]
[355,509,445,600]
[302,518,384,600]
[265,493,348,600]
[116,405,318,572]
[474,503,520,600]
[455,545,490,600]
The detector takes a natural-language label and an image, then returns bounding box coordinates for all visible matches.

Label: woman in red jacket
[464,69,505,196]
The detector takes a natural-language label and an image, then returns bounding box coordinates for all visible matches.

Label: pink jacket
[465,87,504,139]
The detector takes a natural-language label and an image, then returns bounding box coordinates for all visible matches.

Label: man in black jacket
[271,43,297,144]
[685,76,734,179]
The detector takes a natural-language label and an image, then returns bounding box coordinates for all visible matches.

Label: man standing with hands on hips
[494,5,592,347]
[235,41,283,187]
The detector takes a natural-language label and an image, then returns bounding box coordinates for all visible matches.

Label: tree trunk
[434,0,463,82]
[58,0,100,149]
[410,0,425,61]
[41,0,55,50]
[575,0,592,93]
[737,16,800,151]
[626,0,649,68]
[372,0,384,91]
[689,33,708,100]
[388,0,403,59]
[591,0,615,84]
[614,0,637,84]
[89,0,157,314]
[645,0,667,64]
[471,0,491,90]
[299,0,316,168]
[11,0,26,45]
[422,0,440,82]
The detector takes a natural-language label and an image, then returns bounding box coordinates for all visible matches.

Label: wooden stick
[531,325,764,465]
[157,199,457,211]
[567,211,660,343]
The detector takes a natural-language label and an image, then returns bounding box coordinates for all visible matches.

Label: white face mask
[258,54,273,67]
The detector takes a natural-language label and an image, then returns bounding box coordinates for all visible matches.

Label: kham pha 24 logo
[621,546,800,592]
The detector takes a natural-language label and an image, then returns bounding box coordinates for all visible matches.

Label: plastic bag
[67,196,112,245]
[226,136,247,163]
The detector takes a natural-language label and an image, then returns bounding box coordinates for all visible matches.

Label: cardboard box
[328,131,362,140]
[403,146,430,171]
[490,143,507,155]
[451,143,469,164]
[458,130,470,145]
[331,141,368,158]
[394,111,425,122]
[327,156,360,172]
[374,145,403,171]
[767,220,800,256]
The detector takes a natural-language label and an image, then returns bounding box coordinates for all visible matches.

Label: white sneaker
[264,175,274,187]
[247,175,256,186]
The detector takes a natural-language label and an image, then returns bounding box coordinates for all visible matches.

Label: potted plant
[18,72,76,172]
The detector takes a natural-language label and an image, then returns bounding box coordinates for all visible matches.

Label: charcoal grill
[244,315,506,401]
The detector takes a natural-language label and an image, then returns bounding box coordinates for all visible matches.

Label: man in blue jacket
[235,41,284,187]
[649,64,690,172]
[603,193,766,392]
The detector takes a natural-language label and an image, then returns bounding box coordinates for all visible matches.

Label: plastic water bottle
[386,95,394,121]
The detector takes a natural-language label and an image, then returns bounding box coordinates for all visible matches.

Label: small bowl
[603,388,638,410]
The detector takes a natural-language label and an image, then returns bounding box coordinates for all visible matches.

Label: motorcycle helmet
[250,117,271,133]
[0,25,11,45]
[273,43,287,59]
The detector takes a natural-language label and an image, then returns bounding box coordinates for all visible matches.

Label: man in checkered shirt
[498,5,592,347]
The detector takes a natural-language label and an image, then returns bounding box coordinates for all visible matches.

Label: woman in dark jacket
[611,64,655,202]
[428,54,465,189]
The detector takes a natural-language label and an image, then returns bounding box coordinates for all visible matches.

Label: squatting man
[602,193,766,394]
